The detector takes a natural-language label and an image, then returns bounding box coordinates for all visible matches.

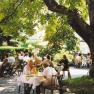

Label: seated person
[0,59,12,76]
[42,63,57,86]
[19,59,37,94]
[41,64,64,94]
[32,54,43,72]
[34,55,42,67]
[23,59,37,75]
[42,55,54,68]
[34,63,57,94]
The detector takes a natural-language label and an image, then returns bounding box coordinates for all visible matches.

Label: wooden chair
[41,75,66,94]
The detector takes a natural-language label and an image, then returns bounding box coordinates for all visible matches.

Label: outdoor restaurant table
[17,72,45,89]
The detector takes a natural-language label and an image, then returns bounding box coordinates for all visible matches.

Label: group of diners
[0,49,69,94]
[0,52,25,77]
[17,54,68,94]
[0,50,43,77]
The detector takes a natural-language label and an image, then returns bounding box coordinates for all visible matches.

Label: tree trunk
[0,28,3,46]
[89,46,94,77]
[85,36,94,77]
[43,0,94,78]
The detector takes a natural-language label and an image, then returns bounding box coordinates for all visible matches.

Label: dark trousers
[57,76,64,94]
[24,83,32,94]
[36,85,41,94]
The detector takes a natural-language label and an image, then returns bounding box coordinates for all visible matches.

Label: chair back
[51,75,58,86]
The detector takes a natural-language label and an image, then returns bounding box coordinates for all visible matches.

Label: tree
[43,0,94,77]
[0,0,43,45]
[0,0,78,52]
[45,14,78,51]
[0,0,23,45]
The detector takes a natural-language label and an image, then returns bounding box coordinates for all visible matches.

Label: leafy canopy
[0,0,84,55]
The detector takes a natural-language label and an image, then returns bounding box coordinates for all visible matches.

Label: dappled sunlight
[0,77,17,94]
[0,87,6,91]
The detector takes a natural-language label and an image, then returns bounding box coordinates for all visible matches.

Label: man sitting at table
[35,63,57,94]
[42,63,57,86]
[39,63,64,94]
[42,55,54,68]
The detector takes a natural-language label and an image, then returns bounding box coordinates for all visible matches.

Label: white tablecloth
[17,73,44,89]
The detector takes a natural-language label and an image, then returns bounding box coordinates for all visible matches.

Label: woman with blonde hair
[18,59,37,94]
[23,59,37,75]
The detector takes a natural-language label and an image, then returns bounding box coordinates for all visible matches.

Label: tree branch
[43,0,70,15]
[0,0,24,24]
[44,0,92,43]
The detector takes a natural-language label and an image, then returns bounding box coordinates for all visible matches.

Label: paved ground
[64,67,89,79]
[0,77,18,94]
[0,67,89,94]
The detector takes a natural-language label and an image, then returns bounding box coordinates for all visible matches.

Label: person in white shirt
[81,56,87,68]
[8,55,15,65]
[18,53,24,61]
[75,53,82,68]
[34,63,57,94]
[23,53,30,62]
[42,63,57,86]
[17,59,37,94]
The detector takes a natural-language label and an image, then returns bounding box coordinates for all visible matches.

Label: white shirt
[42,66,57,79]
[18,55,24,60]
[75,55,82,64]
[23,65,31,75]
[23,56,30,62]
[8,56,15,64]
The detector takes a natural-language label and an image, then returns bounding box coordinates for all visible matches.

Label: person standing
[75,53,82,68]
[60,55,71,79]
[86,53,92,68]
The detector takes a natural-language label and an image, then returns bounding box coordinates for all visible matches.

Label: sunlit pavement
[64,67,89,79]
[0,67,89,94]
[0,77,18,94]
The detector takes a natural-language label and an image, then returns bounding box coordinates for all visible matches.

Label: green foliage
[54,49,74,62]
[45,14,61,40]
[0,0,44,38]
[64,76,94,94]
[0,0,46,49]
[65,76,94,86]
[38,0,87,56]
[59,0,88,21]
[0,0,84,56]
[44,14,78,55]
[59,0,80,8]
